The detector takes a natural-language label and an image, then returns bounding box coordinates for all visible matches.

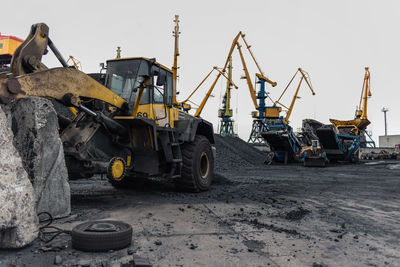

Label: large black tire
[174,135,214,192]
[71,220,132,252]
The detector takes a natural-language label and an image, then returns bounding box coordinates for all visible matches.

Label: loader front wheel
[175,135,214,192]
[107,157,127,188]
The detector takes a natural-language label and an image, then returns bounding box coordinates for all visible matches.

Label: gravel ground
[1,136,399,266]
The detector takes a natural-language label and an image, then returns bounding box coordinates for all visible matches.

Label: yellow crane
[181,31,276,119]
[218,57,236,136]
[180,66,238,114]
[273,68,315,124]
[66,56,82,70]
[355,67,371,120]
[330,67,372,135]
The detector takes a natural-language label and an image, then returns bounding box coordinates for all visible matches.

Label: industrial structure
[316,67,373,162]
[0,33,23,71]
[181,32,277,142]
[261,68,316,163]
[379,135,400,147]
[218,57,236,136]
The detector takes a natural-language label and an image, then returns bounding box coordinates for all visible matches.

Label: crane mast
[218,57,235,136]
[172,15,180,105]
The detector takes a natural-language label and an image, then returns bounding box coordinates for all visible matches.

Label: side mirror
[99,62,106,74]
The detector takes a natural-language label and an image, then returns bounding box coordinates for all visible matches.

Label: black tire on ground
[71,220,132,252]
[174,135,214,192]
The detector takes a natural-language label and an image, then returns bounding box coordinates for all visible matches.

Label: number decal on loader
[136,112,148,118]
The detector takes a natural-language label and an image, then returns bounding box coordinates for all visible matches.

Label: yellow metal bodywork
[116,104,178,127]
[0,37,22,56]
[330,118,370,135]
[252,107,282,119]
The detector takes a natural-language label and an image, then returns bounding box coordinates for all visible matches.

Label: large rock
[10,97,71,218]
[0,106,39,248]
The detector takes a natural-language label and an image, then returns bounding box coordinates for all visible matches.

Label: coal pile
[214,135,266,173]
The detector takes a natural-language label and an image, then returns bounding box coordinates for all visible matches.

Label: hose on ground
[38,212,71,243]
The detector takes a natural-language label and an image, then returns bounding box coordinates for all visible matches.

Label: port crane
[316,67,373,162]
[273,68,315,124]
[181,32,277,141]
[260,68,316,163]
[66,56,82,70]
[218,57,236,136]
[179,65,238,115]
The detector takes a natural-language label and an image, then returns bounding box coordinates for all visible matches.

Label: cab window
[106,59,150,111]
[152,67,167,104]
[166,72,173,106]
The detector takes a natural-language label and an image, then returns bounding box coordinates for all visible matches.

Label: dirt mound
[214,135,266,173]
[284,207,311,221]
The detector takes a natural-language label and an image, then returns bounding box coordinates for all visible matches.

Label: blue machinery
[256,69,316,163]
[316,67,372,162]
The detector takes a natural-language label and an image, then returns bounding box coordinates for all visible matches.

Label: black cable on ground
[38,212,71,243]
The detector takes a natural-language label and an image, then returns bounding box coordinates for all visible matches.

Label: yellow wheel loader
[0,23,215,192]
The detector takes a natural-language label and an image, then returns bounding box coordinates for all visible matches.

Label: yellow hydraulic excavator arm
[0,23,128,111]
[273,68,315,124]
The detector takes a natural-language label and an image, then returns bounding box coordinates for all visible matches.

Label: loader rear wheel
[174,135,214,192]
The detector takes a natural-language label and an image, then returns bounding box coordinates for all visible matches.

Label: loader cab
[105,58,173,118]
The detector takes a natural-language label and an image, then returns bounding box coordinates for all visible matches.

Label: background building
[379,135,400,147]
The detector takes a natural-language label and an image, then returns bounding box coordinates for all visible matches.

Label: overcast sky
[2,0,399,145]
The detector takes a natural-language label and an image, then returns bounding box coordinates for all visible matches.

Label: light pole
[381,107,389,136]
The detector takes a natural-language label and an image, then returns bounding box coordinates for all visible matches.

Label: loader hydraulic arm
[0,67,128,110]
[0,23,128,111]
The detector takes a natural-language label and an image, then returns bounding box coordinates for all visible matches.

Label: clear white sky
[2,0,399,145]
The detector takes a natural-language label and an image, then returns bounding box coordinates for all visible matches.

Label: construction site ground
[1,136,400,267]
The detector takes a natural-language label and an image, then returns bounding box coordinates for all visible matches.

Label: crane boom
[356,67,371,120]
[193,67,238,117]
[273,68,315,124]
[183,31,276,118]
[236,42,258,109]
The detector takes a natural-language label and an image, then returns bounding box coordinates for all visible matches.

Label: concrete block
[0,105,39,248]
[10,97,71,218]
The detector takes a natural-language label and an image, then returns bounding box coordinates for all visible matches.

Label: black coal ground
[1,136,399,266]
